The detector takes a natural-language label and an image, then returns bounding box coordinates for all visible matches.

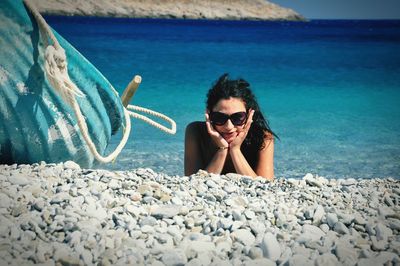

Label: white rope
[127,105,176,135]
[23,0,176,164]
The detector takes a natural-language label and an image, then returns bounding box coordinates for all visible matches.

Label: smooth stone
[354,212,367,225]
[231,221,244,231]
[288,254,313,266]
[184,240,215,257]
[8,175,30,186]
[319,224,330,233]
[249,221,266,236]
[313,205,325,225]
[223,185,237,193]
[141,225,155,234]
[389,219,400,230]
[0,193,11,208]
[50,192,70,204]
[64,161,81,170]
[243,258,276,266]
[357,252,398,266]
[171,196,183,205]
[314,253,339,266]
[86,203,107,220]
[161,249,187,266]
[303,173,323,188]
[108,179,120,189]
[248,247,264,259]
[326,213,338,228]
[206,180,217,188]
[375,223,393,241]
[260,232,281,261]
[341,178,357,186]
[150,205,180,219]
[302,224,325,241]
[231,229,255,246]
[218,218,233,230]
[140,216,158,227]
[334,222,350,234]
[244,210,256,220]
[371,236,388,251]
[337,212,354,225]
[304,207,314,220]
[378,206,397,218]
[335,243,358,265]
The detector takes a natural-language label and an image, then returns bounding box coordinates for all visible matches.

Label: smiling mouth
[222,132,236,140]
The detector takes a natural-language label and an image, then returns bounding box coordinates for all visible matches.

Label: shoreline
[0,161,399,265]
[30,0,305,21]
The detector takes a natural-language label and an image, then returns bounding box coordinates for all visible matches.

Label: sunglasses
[209,111,247,126]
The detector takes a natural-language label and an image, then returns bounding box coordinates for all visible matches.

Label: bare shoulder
[262,131,275,149]
[186,121,205,134]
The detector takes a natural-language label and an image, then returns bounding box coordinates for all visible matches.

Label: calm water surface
[46,17,400,178]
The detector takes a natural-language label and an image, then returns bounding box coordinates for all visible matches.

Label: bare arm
[230,137,274,180]
[204,114,229,174]
[184,123,203,176]
[255,138,274,179]
[229,110,274,180]
[184,121,229,175]
[205,148,228,174]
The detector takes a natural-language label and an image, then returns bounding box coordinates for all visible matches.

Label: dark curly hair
[206,74,278,151]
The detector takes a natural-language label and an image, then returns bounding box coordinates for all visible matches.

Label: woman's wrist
[229,146,241,154]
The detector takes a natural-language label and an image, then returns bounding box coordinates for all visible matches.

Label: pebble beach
[0,162,399,265]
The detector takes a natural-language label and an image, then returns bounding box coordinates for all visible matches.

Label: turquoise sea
[46,17,400,179]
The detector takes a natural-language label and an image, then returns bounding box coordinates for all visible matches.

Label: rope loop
[127,105,176,135]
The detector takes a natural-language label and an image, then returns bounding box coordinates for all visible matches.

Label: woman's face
[210,97,247,143]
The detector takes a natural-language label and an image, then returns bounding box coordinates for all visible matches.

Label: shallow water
[46,17,400,178]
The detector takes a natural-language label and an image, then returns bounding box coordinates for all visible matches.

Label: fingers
[205,113,219,136]
[245,109,255,131]
[205,113,213,134]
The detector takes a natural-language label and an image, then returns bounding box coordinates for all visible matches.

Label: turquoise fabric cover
[0,0,125,167]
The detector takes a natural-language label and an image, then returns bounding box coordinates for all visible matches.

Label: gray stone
[334,222,350,234]
[314,253,339,266]
[249,221,266,236]
[243,258,276,266]
[64,160,81,170]
[260,232,281,261]
[326,213,338,228]
[231,229,255,246]
[248,247,263,259]
[161,249,187,266]
[288,254,313,266]
[150,205,181,219]
[375,223,392,241]
[8,175,30,186]
[313,205,325,225]
[140,216,158,227]
[335,243,358,265]
[0,193,11,208]
[301,224,325,241]
[303,173,323,187]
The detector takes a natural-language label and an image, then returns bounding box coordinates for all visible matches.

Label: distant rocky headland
[30,0,305,21]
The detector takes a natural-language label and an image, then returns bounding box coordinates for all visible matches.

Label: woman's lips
[221,132,237,142]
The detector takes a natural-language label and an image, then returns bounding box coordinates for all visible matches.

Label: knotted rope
[23,0,176,163]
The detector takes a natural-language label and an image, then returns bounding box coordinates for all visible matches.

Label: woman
[184,74,277,180]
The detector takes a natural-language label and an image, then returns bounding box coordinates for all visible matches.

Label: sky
[272,0,400,19]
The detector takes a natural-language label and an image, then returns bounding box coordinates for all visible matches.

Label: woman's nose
[223,119,235,130]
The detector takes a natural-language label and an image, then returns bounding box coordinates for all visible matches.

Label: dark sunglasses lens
[210,112,228,125]
[231,112,247,125]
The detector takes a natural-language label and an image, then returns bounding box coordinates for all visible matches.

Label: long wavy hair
[206,74,278,150]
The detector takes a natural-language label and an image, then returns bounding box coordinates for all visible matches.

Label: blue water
[45,17,400,179]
